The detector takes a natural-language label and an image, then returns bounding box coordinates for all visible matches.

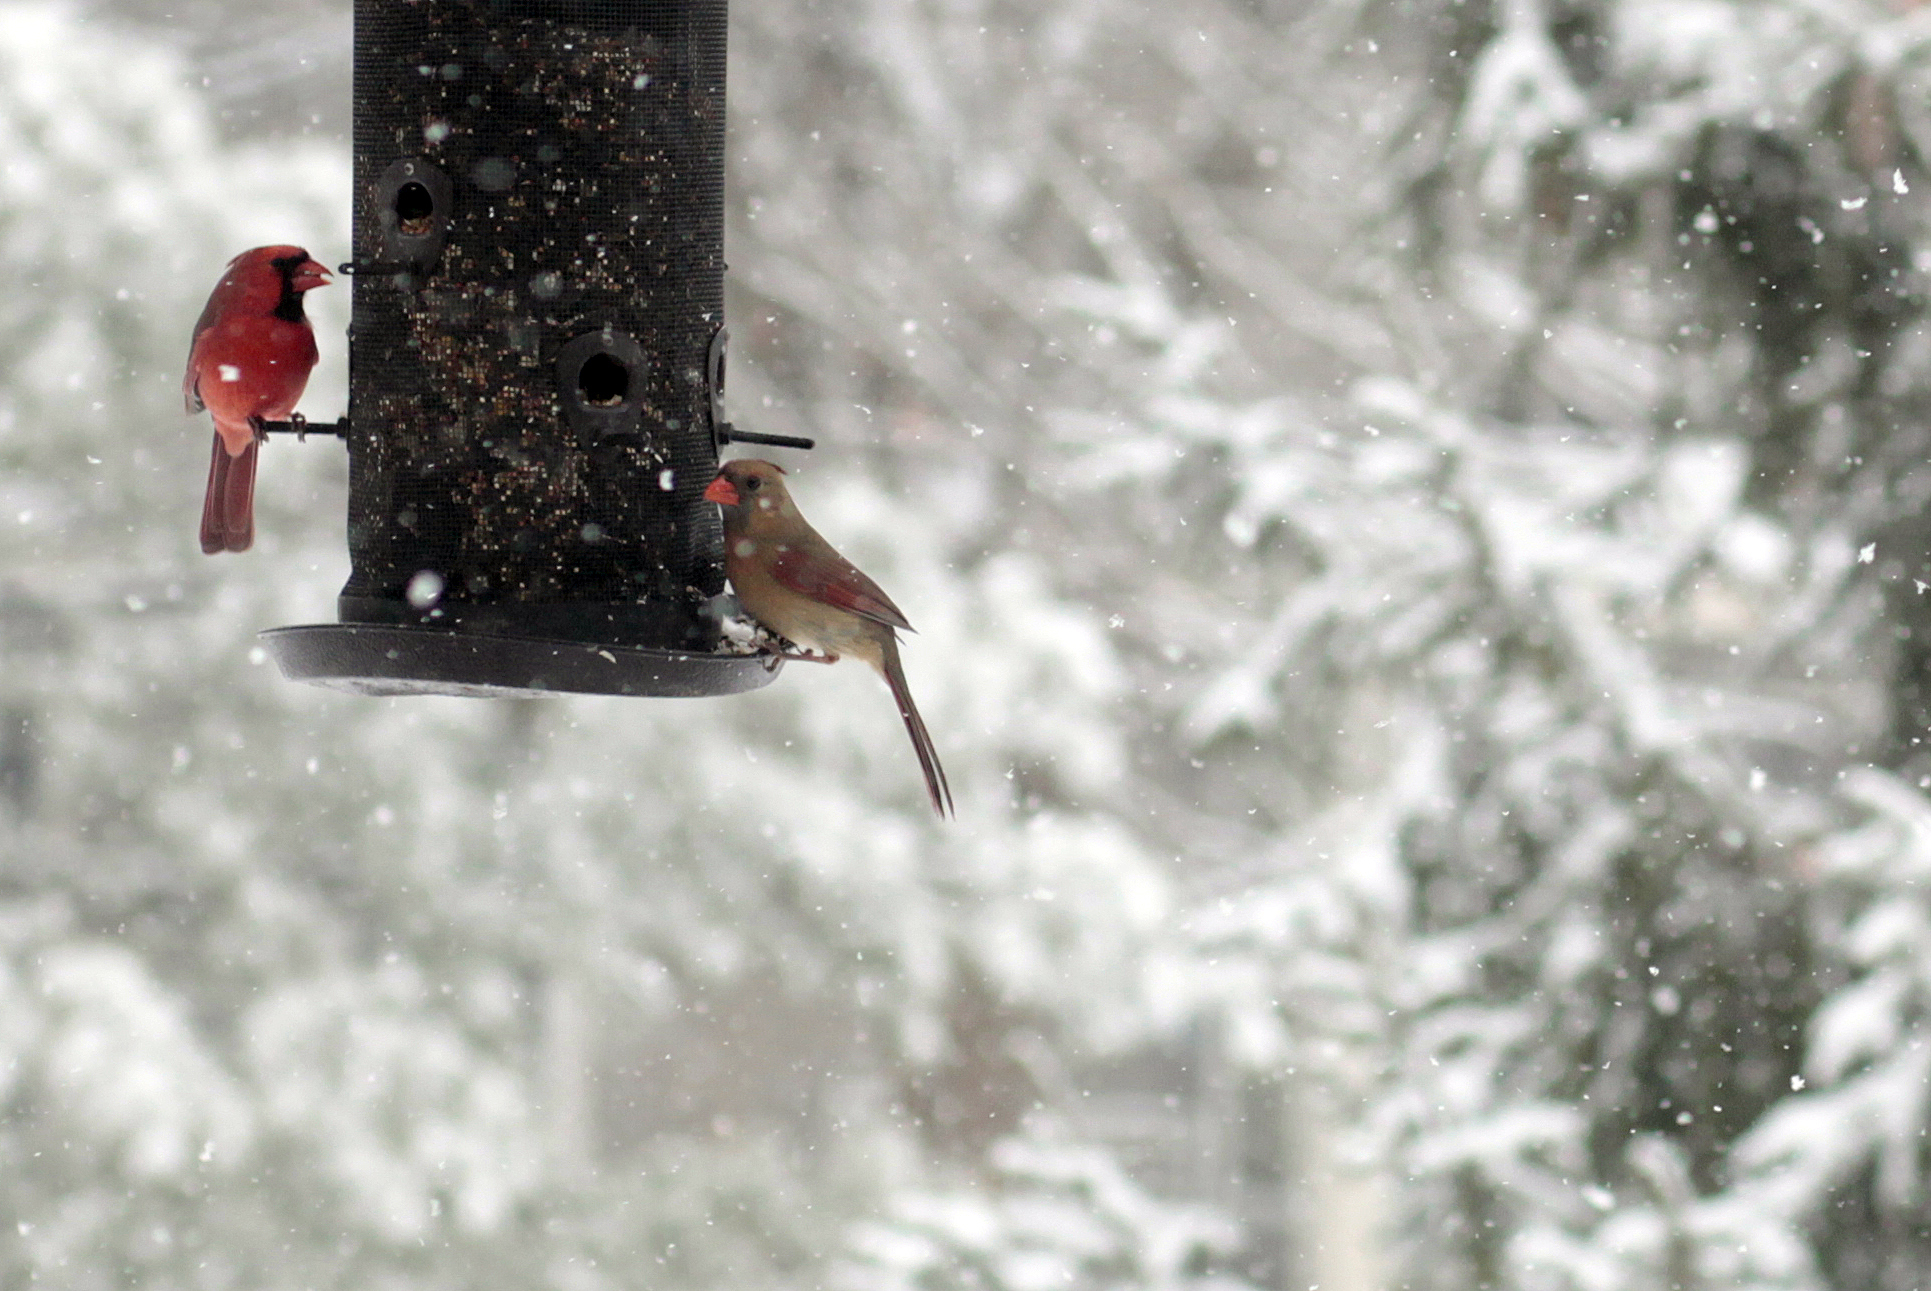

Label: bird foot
[759,645,839,668]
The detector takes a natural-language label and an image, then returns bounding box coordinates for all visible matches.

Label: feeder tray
[261,623,775,699]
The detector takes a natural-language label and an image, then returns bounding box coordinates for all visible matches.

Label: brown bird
[704,459,953,818]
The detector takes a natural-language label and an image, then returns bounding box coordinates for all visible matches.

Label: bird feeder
[261,0,807,698]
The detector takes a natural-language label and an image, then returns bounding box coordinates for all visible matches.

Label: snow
[6,0,1931,1285]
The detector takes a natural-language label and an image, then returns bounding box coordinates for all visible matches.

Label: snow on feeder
[260,0,810,698]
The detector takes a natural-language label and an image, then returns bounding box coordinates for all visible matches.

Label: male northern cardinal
[183,245,331,553]
[705,459,954,818]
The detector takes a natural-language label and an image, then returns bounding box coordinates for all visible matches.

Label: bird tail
[879,636,953,819]
[200,433,257,554]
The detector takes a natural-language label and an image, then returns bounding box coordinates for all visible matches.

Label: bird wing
[183,260,245,414]
[769,540,914,633]
[183,338,207,414]
[183,295,227,413]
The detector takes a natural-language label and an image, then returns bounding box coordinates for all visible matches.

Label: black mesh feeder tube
[262,0,780,698]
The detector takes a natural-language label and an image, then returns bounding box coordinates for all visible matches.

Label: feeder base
[259,624,779,699]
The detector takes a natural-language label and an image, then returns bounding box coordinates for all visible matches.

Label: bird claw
[758,643,838,667]
[245,413,295,445]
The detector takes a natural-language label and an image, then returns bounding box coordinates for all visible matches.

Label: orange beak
[704,475,740,507]
[292,259,333,292]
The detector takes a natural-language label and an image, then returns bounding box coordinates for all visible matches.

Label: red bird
[183,246,330,553]
[705,460,953,818]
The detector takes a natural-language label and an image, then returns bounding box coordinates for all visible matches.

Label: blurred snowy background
[4,0,1931,1285]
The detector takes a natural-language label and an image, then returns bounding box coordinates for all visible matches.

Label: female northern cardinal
[705,460,954,818]
[183,246,330,553]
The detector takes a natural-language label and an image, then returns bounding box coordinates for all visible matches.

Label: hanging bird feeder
[260,0,808,698]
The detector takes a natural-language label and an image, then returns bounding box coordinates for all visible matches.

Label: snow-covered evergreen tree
[1156,0,1931,1283]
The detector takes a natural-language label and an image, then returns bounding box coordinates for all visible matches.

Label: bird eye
[745,476,762,492]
